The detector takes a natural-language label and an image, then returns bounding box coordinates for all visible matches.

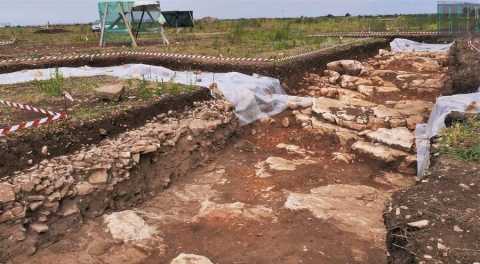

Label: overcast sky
[0,0,438,26]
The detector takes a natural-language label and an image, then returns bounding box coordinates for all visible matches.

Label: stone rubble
[294,50,447,174]
[0,99,238,262]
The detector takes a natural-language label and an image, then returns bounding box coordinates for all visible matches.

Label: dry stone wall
[0,100,239,262]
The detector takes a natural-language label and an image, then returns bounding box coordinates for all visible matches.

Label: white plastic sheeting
[416,92,480,177]
[390,38,453,53]
[0,64,311,125]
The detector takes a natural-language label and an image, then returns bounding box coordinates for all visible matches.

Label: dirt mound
[385,156,480,264]
[34,28,70,34]
[445,39,480,95]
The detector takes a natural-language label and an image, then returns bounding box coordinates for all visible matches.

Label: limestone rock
[357,85,375,97]
[351,141,409,163]
[407,220,429,228]
[95,83,125,101]
[0,205,25,223]
[0,183,15,204]
[75,181,95,196]
[30,223,49,233]
[311,118,359,146]
[285,184,388,246]
[104,210,157,242]
[327,60,366,76]
[376,86,400,94]
[366,127,414,151]
[171,254,214,264]
[393,100,433,116]
[88,169,109,185]
[324,70,341,84]
[371,70,397,79]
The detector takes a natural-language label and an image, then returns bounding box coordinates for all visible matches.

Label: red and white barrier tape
[0,99,57,116]
[0,98,70,137]
[0,112,67,137]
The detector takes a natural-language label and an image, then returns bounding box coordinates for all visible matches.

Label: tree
[345,13,352,17]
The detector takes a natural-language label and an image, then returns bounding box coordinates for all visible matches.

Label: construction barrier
[0,99,68,137]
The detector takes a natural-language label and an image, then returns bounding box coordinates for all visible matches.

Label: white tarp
[0,64,311,125]
[390,38,453,53]
[416,92,480,177]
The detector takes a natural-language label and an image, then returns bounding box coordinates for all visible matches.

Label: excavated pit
[0,42,451,264]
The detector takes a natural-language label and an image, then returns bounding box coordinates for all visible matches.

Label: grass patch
[440,117,480,161]
[34,69,64,96]
[133,75,197,99]
[0,15,437,59]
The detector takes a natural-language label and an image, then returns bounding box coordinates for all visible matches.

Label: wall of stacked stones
[0,100,239,261]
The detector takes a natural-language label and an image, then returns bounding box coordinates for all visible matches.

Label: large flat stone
[103,210,157,242]
[351,141,410,163]
[393,100,433,116]
[366,127,414,152]
[0,183,15,204]
[285,184,388,246]
[327,60,366,76]
[171,254,214,264]
[94,83,125,101]
[311,118,359,146]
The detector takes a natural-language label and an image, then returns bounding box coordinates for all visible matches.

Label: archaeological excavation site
[1,16,480,264]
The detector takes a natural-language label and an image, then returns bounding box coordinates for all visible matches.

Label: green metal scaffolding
[438,1,480,34]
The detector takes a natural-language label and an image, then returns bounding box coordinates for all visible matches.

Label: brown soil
[445,38,480,95]
[0,40,386,179]
[385,156,480,264]
[11,112,412,264]
[34,28,70,34]
[0,89,210,178]
[385,39,480,264]
[1,40,459,264]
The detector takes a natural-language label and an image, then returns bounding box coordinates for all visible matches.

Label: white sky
[0,0,438,26]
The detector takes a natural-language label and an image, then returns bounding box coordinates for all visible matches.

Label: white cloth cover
[416,92,480,177]
[0,64,311,125]
[390,38,453,53]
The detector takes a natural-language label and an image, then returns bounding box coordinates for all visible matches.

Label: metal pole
[136,9,146,39]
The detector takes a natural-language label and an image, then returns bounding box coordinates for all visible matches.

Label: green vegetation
[136,75,196,99]
[34,69,64,96]
[440,117,480,162]
[0,75,199,123]
[0,15,437,58]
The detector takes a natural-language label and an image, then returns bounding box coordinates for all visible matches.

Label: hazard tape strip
[0,99,68,137]
[0,99,58,116]
[0,112,67,137]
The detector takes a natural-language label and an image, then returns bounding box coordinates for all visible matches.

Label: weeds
[440,117,480,161]
[137,76,153,99]
[34,69,64,96]
[135,76,196,99]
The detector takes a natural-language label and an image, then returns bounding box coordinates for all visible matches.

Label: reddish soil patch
[12,113,407,264]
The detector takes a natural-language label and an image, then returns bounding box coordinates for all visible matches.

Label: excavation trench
[0,41,450,263]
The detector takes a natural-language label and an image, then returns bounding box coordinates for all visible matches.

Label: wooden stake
[99,2,109,47]
[118,2,138,47]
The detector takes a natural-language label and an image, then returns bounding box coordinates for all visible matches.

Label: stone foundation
[0,100,239,262]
